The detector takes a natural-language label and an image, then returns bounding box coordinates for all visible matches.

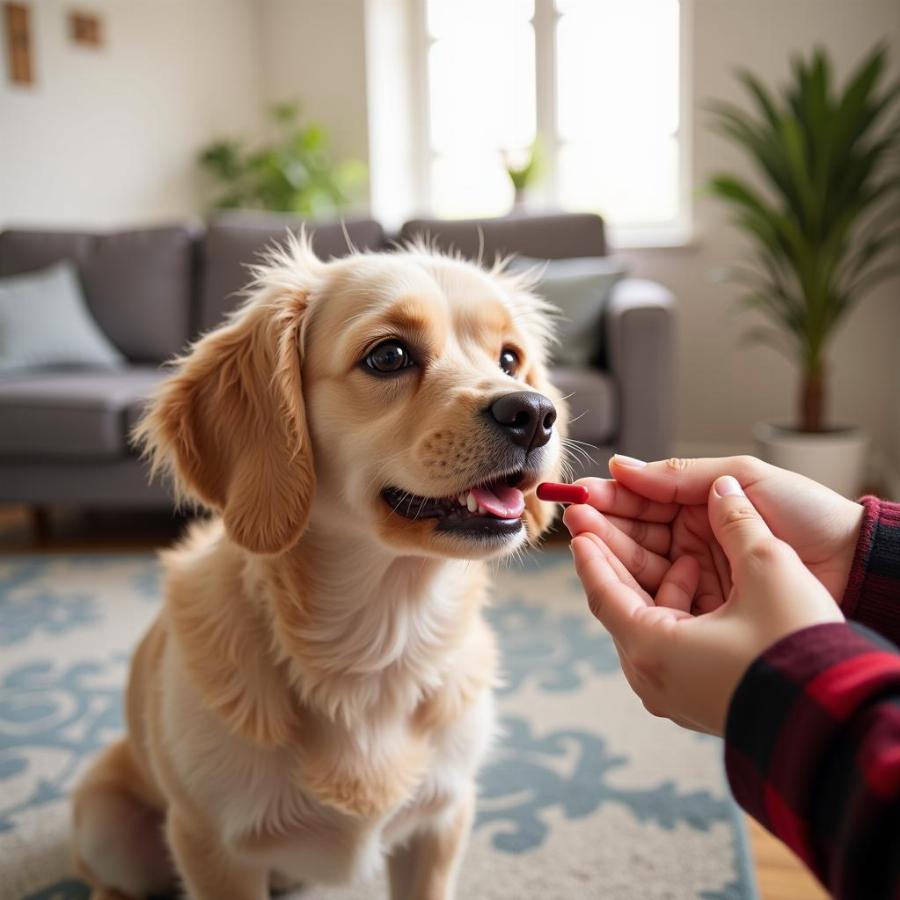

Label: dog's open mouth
[382,472,527,538]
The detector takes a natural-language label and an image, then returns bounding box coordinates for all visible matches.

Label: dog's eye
[499,347,520,376]
[365,340,414,374]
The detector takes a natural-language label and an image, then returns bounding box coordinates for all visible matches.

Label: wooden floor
[0,504,829,899]
[748,819,827,899]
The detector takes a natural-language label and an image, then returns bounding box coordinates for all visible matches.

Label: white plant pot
[753,422,869,498]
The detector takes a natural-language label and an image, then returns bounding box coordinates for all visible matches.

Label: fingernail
[714,475,743,497]
[612,453,646,468]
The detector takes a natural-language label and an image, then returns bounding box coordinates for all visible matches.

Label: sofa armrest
[604,278,675,462]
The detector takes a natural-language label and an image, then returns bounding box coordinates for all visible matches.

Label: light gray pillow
[514,256,629,367]
[0,261,125,374]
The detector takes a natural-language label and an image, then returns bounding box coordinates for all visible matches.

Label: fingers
[656,555,700,613]
[604,515,671,555]
[710,540,733,602]
[579,532,648,596]
[564,505,671,591]
[574,477,679,523]
[706,475,780,573]
[563,502,670,555]
[570,535,646,640]
[609,454,767,506]
[599,537,653,598]
[688,547,727,613]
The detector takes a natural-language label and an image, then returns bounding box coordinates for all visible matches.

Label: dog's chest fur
[165,667,494,883]
[156,535,496,883]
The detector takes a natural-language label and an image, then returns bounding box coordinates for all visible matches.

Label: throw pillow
[512,256,629,368]
[0,261,125,374]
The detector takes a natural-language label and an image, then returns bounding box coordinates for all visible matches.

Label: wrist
[831,499,866,602]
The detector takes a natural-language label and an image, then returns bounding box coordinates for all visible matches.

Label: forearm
[842,497,900,645]
[725,622,900,899]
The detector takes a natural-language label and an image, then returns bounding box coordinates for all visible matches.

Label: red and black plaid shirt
[725,497,900,900]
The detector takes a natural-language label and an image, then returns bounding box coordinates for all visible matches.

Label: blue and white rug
[0,551,756,900]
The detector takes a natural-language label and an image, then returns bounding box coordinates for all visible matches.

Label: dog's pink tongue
[471,484,525,519]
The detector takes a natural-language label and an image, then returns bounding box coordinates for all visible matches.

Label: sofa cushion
[199,213,386,333]
[0,225,195,364]
[549,366,616,445]
[398,213,606,261]
[0,367,167,458]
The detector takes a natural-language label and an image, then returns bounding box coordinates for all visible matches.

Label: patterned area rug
[0,551,756,900]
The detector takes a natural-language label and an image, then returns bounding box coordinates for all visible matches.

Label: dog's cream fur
[70,239,564,900]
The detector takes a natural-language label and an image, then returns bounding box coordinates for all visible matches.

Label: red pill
[536,482,590,504]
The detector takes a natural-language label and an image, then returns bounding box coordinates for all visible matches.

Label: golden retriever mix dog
[70,236,565,900]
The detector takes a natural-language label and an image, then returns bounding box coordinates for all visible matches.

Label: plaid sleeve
[842,496,900,645]
[725,622,900,900]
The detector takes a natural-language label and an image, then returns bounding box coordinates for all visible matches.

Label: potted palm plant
[707,45,900,496]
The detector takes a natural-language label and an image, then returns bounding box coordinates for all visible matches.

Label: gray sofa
[0,212,674,511]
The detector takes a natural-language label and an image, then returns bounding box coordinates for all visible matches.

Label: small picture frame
[69,10,102,48]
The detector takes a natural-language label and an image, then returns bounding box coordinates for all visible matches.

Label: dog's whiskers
[565,411,589,428]
[565,436,599,451]
[387,489,415,519]
[561,437,597,459]
[561,445,594,470]
[562,445,593,466]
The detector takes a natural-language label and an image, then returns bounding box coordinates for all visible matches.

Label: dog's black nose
[488,391,557,452]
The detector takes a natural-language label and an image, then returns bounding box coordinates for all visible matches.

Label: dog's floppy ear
[136,266,315,554]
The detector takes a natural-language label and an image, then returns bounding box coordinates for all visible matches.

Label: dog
[70,236,566,900]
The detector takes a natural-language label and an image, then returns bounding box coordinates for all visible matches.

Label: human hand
[570,475,844,735]
[563,455,864,615]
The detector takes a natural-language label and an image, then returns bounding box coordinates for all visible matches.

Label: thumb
[707,475,778,571]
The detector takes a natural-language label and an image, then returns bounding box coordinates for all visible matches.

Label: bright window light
[556,0,679,226]
[408,0,684,238]
[425,0,535,217]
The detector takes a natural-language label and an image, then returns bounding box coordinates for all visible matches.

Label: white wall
[621,0,900,483]
[258,0,370,174]
[0,0,264,228]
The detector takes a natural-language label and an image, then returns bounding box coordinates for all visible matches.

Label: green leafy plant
[503,141,542,196]
[198,102,366,216]
[707,45,900,432]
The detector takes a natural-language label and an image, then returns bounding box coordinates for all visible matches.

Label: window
[554,0,681,234]
[424,0,536,218]
[367,0,688,244]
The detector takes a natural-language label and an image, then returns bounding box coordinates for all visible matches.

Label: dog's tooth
[477,504,487,515]
[466,492,478,513]
[458,493,467,506]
